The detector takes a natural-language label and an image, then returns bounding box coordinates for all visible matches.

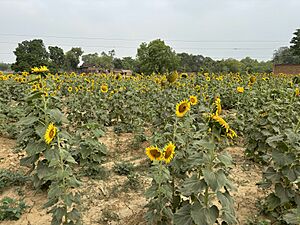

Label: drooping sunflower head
[214,97,222,115]
[211,114,230,132]
[176,99,191,118]
[163,142,175,164]
[227,128,237,139]
[167,71,178,83]
[236,87,244,93]
[295,87,300,97]
[189,95,198,105]
[44,123,57,144]
[249,76,256,84]
[145,146,163,161]
[101,84,109,93]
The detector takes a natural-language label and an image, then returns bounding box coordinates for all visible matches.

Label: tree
[49,46,65,73]
[136,39,179,74]
[82,53,99,65]
[273,47,300,64]
[11,39,49,72]
[290,29,300,56]
[64,47,83,71]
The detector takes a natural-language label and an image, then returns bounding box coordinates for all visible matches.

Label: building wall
[273,64,300,75]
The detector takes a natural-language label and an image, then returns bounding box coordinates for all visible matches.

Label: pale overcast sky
[0,0,299,63]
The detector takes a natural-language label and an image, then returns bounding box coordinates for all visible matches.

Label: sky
[0,0,300,63]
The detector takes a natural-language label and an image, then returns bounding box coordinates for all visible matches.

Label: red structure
[273,64,300,75]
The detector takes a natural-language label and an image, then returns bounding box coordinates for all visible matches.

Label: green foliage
[137,39,179,74]
[290,29,300,56]
[0,197,27,221]
[49,46,65,73]
[0,170,28,192]
[64,47,84,71]
[11,39,49,72]
[113,162,134,176]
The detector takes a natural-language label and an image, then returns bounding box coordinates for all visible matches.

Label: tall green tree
[273,47,300,64]
[290,29,300,56]
[136,39,179,74]
[64,47,83,71]
[48,46,65,73]
[11,39,49,72]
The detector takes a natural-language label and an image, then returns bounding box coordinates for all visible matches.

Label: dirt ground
[0,132,265,225]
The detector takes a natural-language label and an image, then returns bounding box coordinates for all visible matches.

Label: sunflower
[250,76,256,83]
[31,66,49,73]
[295,87,300,97]
[145,146,163,161]
[167,71,178,83]
[101,84,109,93]
[236,87,244,93]
[211,114,229,132]
[31,84,37,92]
[206,76,211,82]
[214,97,222,115]
[227,128,237,139]
[176,99,191,118]
[189,95,198,105]
[44,123,57,144]
[163,142,175,163]
[68,86,73,93]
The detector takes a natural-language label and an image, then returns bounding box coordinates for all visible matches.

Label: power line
[0,33,289,43]
[0,41,278,51]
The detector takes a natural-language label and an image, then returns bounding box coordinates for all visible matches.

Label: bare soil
[0,133,265,225]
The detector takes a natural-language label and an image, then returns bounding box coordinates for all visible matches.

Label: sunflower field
[0,68,300,225]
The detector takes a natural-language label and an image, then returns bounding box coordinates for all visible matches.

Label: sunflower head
[68,86,73,93]
[176,99,191,118]
[249,76,256,84]
[236,87,244,93]
[145,146,163,161]
[44,123,57,144]
[101,84,109,93]
[167,71,178,83]
[163,142,175,163]
[189,95,198,105]
[295,87,300,97]
[214,97,222,115]
[227,128,237,139]
[211,114,230,132]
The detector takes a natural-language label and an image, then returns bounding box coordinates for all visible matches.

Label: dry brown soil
[0,131,265,225]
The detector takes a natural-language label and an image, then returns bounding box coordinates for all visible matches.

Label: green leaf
[49,108,68,124]
[266,135,284,148]
[179,175,207,196]
[275,183,289,204]
[174,204,194,225]
[191,204,219,225]
[203,169,218,191]
[25,142,46,155]
[266,193,281,211]
[217,152,233,168]
[17,116,39,126]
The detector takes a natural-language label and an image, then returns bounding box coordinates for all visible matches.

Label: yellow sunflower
[189,95,198,105]
[167,71,178,83]
[227,128,237,139]
[145,146,163,161]
[163,142,175,163]
[44,123,57,144]
[214,97,222,115]
[68,86,73,93]
[176,99,191,118]
[101,84,109,93]
[295,87,299,97]
[236,87,244,93]
[211,114,230,132]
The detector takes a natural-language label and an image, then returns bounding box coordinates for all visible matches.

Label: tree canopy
[11,39,49,72]
[136,39,179,74]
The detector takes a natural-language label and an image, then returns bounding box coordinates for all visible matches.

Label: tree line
[6,28,300,74]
